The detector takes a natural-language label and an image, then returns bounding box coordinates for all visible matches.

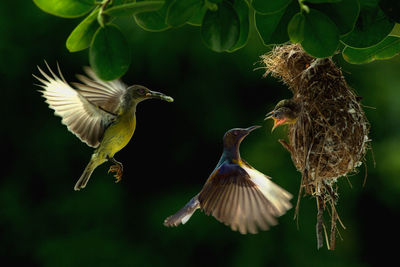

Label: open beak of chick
[145,90,174,102]
[265,111,288,132]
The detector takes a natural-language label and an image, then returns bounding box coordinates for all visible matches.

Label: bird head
[223,126,261,150]
[127,85,174,103]
[265,99,300,132]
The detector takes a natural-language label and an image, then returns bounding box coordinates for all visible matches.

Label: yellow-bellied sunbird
[34,63,173,191]
[265,99,301,131]
[164,126,292,234]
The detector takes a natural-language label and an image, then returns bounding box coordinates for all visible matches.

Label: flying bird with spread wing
[164,126,292,234]
[34,63,173,191]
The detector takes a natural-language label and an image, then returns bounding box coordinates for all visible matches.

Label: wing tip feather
[198,163,292,235]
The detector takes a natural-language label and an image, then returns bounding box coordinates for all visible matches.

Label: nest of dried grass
[261,44,370,249]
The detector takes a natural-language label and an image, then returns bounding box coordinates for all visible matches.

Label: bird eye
[138,88,146,95]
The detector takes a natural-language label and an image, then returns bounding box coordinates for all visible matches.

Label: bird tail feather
[164,195,200,227]
[74,158,100,191]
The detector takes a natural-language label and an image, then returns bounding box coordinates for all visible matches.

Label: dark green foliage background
[32,0,400,80]
[1,1,400,266]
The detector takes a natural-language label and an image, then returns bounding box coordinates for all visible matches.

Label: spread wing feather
[34,62,116,148]
[198,162,292,234]
[241,161,292,215]
[72,66,127,114]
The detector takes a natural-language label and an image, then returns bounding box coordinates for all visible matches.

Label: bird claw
[108,163,123,183]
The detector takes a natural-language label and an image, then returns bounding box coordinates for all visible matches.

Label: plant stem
[98,0,113,27]
[298,0,310,13]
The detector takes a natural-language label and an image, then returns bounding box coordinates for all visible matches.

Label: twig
[329,203,337,250]
[316,195,324,249]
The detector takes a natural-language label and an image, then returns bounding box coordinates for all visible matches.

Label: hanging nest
[261,44,370,249]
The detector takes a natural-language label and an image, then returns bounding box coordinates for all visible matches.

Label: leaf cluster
[33,0,400,80]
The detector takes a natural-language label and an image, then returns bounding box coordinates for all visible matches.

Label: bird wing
[198,161,292,234]
[34,63,116,148]
[71,66,127,114]
[241,160,292,216]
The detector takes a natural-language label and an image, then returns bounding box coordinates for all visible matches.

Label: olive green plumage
[34,62,173,190]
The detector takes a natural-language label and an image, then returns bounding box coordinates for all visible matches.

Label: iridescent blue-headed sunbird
[34,63,173,191]
[164,126,292,234]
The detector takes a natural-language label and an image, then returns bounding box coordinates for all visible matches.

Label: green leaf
[201,1,240,52]
[227,0,250,52]
[252,0,292,15]
[187,3,207,26]
[104,1,165,17]
[301,9,339,58]
[254,0,298,45]
[379,0,400,23]
[342,36,400,64]
[89,25,131,80]
[309,0,359,35]
[341,3,395,48]
[287,12,305,43]
[134,0,173,31]
[66,8,100,52]
[390,23,400,37]
[33,0,94,18]
[208,0,222,3]
[166,0,203,27]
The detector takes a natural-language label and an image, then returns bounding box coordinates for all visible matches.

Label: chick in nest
[265,99,301,132]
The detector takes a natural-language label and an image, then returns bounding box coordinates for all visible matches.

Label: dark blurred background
[1,1,400,266]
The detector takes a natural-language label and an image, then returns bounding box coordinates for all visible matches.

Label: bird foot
[108,163,123,183]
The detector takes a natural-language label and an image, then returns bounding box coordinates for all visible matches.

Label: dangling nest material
[261,44,370,250]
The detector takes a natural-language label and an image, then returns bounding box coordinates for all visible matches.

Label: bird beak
[245,125,261,133]
[145,90,174,102]
[264,111,283,132]
[271,118,288,132]
[270,118,279,132]
[236,125,261,142]
[264,110,275,121]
